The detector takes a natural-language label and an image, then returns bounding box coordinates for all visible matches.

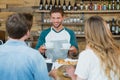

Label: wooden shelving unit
[38,22,84,26]
[35,9,120,13]
[76,34,120,38]
[34,9,120,38]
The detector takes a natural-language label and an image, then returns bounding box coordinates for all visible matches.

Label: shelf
[35,9,120,13]
[113,35,120,38]
[76,34,85,38]
[39,23,84,26]
[32,34,120,38]
[76,34,120,38]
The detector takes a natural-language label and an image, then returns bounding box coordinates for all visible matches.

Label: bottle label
[94,4,97,10]
[116,5,120,10]
[108,4,111,10]
[63,6,66,10]
[112,26,115,31]
[39,5,43,10]
[68,6,71,10]
[49,5,52,10]
[45,5,49,10]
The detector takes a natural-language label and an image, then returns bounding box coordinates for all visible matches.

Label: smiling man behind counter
[35,7,79,62]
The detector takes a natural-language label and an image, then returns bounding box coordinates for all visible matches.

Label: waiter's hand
[68,46,78,59]
[69,46,77,54]
[38,45,46,54]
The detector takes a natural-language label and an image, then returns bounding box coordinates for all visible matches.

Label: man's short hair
[50,7,64,16]
[6,13,33,39]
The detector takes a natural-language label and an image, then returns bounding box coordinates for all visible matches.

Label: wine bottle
[39,0,43,10]
[115,24,119,35]
[49,0,52,10]
[116,0,120,10]
[108,0,111,10]
[53,0,57,8]
[111,18,116,35]
[63,0,66,11]
[58,0,61,8]
[103,0,107,10]
[112,0,115,10]
[44,0,49,10]
[67,1,72,11]
[118,25,120,35]
[73,1,78,10]
[89,0,93,10]
[80,1,84,10]
[94,2,97,10]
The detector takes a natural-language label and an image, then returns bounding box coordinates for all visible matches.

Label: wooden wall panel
[0,4,6,8]
[0,0,24,5]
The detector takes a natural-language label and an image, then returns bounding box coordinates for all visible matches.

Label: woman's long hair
[85,16,120,80]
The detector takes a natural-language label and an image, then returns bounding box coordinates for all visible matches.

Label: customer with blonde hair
[49,16,120,80]
[74,16,120,80]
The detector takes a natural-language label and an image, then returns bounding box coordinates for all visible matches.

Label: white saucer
[60,48,69,50]
[45,47,54,50]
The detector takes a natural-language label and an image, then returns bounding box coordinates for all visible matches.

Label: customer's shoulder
[25,47,40,55]
[26,47,43,57]
[79,49,95,57]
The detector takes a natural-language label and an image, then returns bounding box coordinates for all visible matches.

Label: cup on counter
[62,43,71,49]
[45,42,54,49]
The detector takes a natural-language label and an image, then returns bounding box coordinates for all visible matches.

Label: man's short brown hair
[50,7,64,17]
[6,13,33,39]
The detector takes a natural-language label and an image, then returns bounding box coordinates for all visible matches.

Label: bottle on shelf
[115,24,119,35]
[112,0,115,10]
[80,13,84,23]
[94,2,98,10]
[103,0,107,10]
[67,1,72,11]
[116,0,120,10]
[108,0,112,10]
[73,1,78,10]
[80,1,84,10]
[114,19,119,35]
[119,25,120,35]
[98,0,102,10]
[39,0,43,10]
[49,0,52,10]
[101,0,104,10]
[85,3,88,10]
[53,0,57,8]
[58,0,61,8]
[89,0,93,10]
[111,18,116,35]
[62,0,66,11]
[44,0,49,10]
